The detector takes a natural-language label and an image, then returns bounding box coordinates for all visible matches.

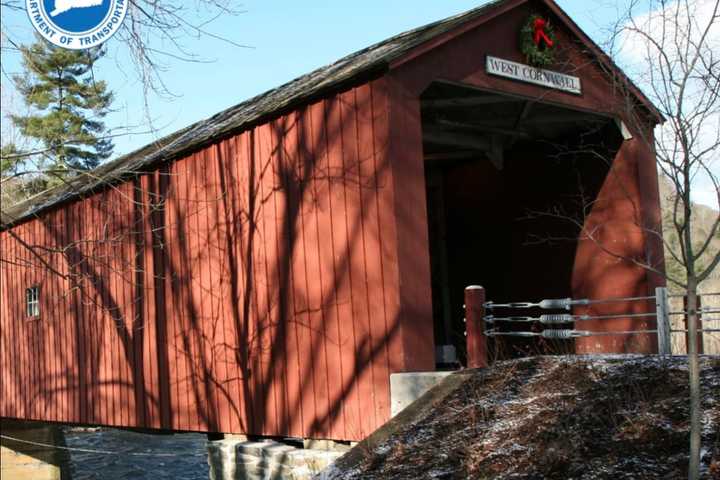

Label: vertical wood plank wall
[0,0,670,436]
[0,80,403,441]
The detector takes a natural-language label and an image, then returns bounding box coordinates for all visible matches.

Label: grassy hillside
[324,356,720,479]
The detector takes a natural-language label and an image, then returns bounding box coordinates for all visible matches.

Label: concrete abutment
[0,419,70,480]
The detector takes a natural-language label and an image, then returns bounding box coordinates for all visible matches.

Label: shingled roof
[1,0,660,228]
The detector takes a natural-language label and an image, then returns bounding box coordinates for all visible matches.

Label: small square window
[26,286,40,318]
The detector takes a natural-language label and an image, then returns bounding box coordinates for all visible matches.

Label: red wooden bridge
[0,0,664,441]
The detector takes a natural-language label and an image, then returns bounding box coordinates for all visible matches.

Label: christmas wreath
[520,15,556,67]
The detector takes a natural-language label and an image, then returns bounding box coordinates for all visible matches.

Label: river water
[63,428,210,479]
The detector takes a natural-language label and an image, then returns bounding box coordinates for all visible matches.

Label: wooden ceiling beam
[521,112,604,124]
[430,118,531,139]
[422,127,505,170]
[424,151,480,161]
[423,126,491,151]
[421,96,523,109]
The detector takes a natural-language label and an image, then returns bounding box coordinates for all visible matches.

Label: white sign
[26,0,127,49]
[486,56,582,95]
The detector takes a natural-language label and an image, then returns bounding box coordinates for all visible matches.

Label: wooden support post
[465,286,487,368]
[655,287,671,355]
[684,295,704,354]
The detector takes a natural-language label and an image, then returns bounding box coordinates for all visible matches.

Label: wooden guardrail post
[465,286,487,368]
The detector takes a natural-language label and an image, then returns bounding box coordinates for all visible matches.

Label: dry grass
[326,356,720,480]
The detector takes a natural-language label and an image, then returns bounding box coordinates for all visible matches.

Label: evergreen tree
[0,143,20,178]
[1,143,46,205]
[11,38,114,182]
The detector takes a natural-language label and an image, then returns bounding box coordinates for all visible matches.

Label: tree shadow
[1,81,403,446]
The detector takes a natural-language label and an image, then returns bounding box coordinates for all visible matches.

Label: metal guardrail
[464,286,719,363]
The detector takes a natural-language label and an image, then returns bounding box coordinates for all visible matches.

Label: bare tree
[608,2,718,478]
[1,0,250,97]
[521,1,716,477]
[0,0,250,206]
[519,1,720,477]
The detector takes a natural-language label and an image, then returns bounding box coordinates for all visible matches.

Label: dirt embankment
[324,356,720,479]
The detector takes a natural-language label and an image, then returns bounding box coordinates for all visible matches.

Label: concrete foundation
[301,439,351,452]
[390,371,453,417]
[0,419,70,480]
[207,438,344,480]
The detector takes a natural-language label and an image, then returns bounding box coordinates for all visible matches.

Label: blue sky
[1,1,622,157]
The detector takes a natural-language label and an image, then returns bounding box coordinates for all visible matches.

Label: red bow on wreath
[533,18,554,49]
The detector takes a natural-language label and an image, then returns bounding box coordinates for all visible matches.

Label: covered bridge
[0,0,664,442]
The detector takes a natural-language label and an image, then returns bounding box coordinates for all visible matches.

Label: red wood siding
[0,0,667,438]
[0,81,405,441]
[388,0,665,354]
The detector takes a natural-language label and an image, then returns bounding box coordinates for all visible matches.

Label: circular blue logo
[26,0,127,49]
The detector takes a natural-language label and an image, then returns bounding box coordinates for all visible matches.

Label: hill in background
[659,177,719,354]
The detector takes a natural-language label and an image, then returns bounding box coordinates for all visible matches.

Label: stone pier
[207,436,346,480]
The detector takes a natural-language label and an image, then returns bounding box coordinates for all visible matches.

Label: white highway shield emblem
[26,0,127,49]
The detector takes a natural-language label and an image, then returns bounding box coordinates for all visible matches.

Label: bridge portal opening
[421,82,623,366]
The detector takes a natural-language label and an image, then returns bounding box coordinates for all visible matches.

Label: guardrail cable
[486,294,658,310]
[670,329,720,333]
[668,292,720,298]
[485,328,661,339]
[484,314,575,324]
[668,308,720,316]
[486,312,659,323]
[485,298,580,310]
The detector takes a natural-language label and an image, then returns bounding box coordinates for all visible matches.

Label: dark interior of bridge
[420,81,625,366]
